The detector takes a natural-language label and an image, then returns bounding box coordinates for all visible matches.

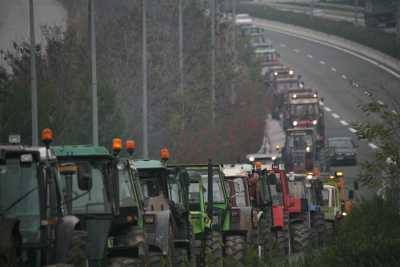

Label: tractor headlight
[293,121,298,126]
[289,70,294,75]
[312,120,318,125]
[342,212,347,216]
[306,146,311,153]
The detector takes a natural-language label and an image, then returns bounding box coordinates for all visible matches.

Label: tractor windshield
[225,177,248,207]
[189,182,202,210]
[58,160,112,214]
[288,180,306,199]
[139,169,168,199]
[322,188,330,206]
[202,175,225,203]
[287,134,312,150]
[0,157,40,243]
[118,161,139,208]
[290,103,318,120]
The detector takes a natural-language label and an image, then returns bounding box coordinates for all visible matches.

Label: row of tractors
[239,17,354,255]
[0,16,353,267]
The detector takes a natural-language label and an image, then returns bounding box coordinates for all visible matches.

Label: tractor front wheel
[291,222,311,253]
[205,231,223,266]
[224,235,246,265]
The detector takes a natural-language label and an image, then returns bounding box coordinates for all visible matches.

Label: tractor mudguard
[144,210,171,255]
[238,207,253,231]
[0,217,20,263]
[55,215,80,262]
[272,206,284,227]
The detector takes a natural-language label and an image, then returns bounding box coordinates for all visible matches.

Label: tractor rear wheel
[311,212,325,246]
[258,214,273,259]
[109,257,143,267]
[291,222,311,253]
[205,231,223,266]
[224,235,246,265]
[273,230,289,257]
[65,230,88,267]
[174,248,189,267]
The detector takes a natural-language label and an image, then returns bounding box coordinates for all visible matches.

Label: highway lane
[259,28,399,198]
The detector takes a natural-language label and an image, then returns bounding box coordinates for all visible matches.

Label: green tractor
[53,144,123,266]
[177,161,250,266]
[129,151,191,266]
[0,131,87,266]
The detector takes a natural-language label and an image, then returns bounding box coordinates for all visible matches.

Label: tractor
[283,127,319,173]
[284,89,325,146]
[320,171,351,238]
[129,150,191,266]
[0,130,86,267]
[53,143,123,267]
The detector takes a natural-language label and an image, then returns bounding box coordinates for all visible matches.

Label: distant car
[328,137,358,165]
[235,13,253,26]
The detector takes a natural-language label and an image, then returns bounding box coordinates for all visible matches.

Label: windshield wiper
[62,191,90,206]
[1,187,38,214]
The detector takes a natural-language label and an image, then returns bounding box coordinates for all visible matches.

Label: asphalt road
[260,27,400,199]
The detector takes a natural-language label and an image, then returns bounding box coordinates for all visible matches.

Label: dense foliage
[0,0,266,162]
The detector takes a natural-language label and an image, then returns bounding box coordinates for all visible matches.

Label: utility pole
[210,0,216,128]
[310,0,315,18]
[142,0,149,159]
[89,0,99,145]
[178,0,185,130]
[397,0,400,55]
[29,0,38,146]
[231,0,236,105]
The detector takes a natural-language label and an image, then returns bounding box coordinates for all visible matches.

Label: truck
[284,89,325,146]
[0,130,87,267]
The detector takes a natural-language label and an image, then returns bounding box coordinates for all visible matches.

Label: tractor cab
[285,89,325,144]
[321,171,347,222]
[284,128,318,173]
[0,131,83,266]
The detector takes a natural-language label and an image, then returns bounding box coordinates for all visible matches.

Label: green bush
[237,4,399,59]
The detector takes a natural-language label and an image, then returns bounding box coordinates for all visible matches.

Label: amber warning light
[41,128,53,146]
[126,140,136,154]
[160,148,170,161]
[112,138,122,153]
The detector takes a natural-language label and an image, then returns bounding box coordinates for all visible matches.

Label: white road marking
[349,127,357,133]
[253,20,400,79]
[340,120,349,126]
[293,49,300,53]
[319,101,324,106]
[352,81,359,88]
[307,54,313,58]
[332,113,340,119]
[368,143,379,149]
[392,110,398,114]
[280,43,287,47]
[320,60,326,65]
[324,106,332,112]
[331,67,337,72]
[341,74,347,79]
[377,100,385,105]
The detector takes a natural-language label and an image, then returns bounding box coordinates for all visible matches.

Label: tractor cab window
[268,173,282,205]
[167,175,181,205]
[139,169,168,199]
[189,182,202,211]
[226,177,248,207]
[201,175,225,203]
[58,160,111,214]
[288,134,312,150]
[288,180,306,199]
[322,188,330,207]
[0,156,40,243]
[290,103,318,119]
[117,161,138,208]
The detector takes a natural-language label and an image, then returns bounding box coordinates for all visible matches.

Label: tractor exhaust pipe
[207,159,213,220]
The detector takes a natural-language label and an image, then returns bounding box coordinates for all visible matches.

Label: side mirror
[78,162,93,191]
[266,173,276,185]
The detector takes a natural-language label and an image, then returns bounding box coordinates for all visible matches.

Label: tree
[354,99,400,206]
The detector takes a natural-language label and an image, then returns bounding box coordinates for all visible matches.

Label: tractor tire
[109,257,143,267]
[273,230,289,257]
[224,235,246,265]
[174,248,189,267]
[311,212,325,246]
[291,222,311,253]
[148,252,173,267]
[323,221,335,244]
[65,230,88,267]
[258,214,273,259]
[205,231,223,267]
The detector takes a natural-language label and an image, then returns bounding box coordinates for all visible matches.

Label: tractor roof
[52,145,112,159]
[131,159,165,169]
